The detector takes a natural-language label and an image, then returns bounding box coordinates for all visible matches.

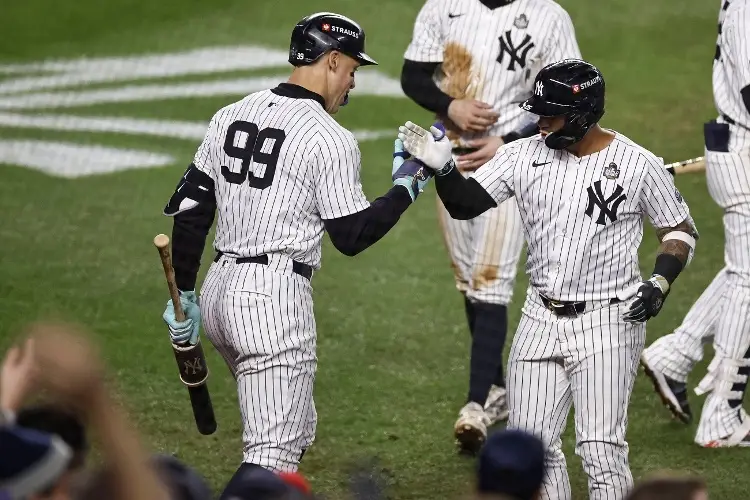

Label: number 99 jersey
[168,83,370,270]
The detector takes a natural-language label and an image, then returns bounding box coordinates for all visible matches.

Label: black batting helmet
[520,59,605,149]
[288,12,378,67]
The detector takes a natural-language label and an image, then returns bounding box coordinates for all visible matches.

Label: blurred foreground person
[625,476,707,500]
[0,322,171,500]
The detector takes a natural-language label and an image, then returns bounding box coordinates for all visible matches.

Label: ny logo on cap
[535,81,544,97]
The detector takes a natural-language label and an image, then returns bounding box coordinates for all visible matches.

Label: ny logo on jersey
[584,180,627,225]
[497,30,535,71]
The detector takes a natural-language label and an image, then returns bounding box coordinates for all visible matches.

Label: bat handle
[154,234,186,322]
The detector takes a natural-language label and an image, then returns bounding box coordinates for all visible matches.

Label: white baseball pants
[200,253,317,472]
[641,140,750,446]
[507,288,645,500]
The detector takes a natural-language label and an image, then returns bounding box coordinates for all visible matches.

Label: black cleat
[641,353,693,424]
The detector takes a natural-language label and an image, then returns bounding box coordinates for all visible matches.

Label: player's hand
[162,290,201,345]
[0,338,37,412]
[620,275,670,323]
[447,99,499,132]
[392,139,432,201]
[398,121,454,173]
[457,136,504,171]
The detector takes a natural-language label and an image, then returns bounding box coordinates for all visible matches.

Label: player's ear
[328,51,340,72]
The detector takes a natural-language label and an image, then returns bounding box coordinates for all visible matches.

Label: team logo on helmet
[535,81,544,96]
[604,162,620,179]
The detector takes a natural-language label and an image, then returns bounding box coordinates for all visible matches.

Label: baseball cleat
[640,353,692,424]
[484,384,509,425]
[454,402,490,454]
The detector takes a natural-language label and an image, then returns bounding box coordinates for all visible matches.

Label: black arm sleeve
[323,186,413,256]
[742,84,750,114]
[435,167,496,220]
[172,202,216,291]
[400,59,454,116]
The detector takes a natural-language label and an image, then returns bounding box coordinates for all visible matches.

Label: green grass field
[2,0,749,498]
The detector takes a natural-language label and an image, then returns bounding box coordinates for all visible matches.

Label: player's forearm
[400,59,454,116]
[652,220,697,284]
[172,204,215,290]
[435,165,496,219]
[323,185,413,256]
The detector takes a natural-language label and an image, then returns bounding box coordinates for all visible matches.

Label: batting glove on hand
[621,275,670,323]
[392,138,433,201]
[398,121,455,174]
[162,290,201,345]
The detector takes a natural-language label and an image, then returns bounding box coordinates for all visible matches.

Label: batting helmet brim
[519,95,575,117]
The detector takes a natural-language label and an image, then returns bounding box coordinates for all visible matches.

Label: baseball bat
[153,234,217,436]
[665,156,705,176]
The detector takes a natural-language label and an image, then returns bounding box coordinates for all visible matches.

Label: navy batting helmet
[520,59,605,149]
[288,12,378,67]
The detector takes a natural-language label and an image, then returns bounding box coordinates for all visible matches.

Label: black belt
[722,114,750,133]
[213,252,313,280]
[540,294,621,318]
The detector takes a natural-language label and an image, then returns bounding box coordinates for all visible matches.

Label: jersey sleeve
[470,144,518,204]
[403,0,446,63]
[638,154,691,229]
[192,113,221,180]
[314,131,371,220]
[540,8,582,68]
[725,4,750,89]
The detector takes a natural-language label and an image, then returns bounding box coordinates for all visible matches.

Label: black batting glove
[622,275,670,324]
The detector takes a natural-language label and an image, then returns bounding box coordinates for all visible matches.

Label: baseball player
[398,59,698,499]
[399,0,582,449]
[640,0,750,448]
[158,11,433,496]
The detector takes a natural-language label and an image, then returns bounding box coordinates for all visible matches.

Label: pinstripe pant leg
[641,268,728,382]
[693,148,750,445]
[566,303,645,500]
[215,264,316,472]
[507,291,572,500]
[436,194,472,296]
[467,197,525,305]
[200,259,241,376]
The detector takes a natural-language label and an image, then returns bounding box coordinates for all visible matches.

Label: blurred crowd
[0,321,708,500]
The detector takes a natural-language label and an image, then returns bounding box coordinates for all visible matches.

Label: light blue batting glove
[391,138,433,201]
[162,290,201,345]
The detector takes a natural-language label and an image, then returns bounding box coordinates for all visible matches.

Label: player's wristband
[652,253,684,285]
[436,159,456,176]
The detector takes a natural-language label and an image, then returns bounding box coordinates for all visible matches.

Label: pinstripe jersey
[472,133,692,302]
[714,0,750,148]
[192,85,369,269]
[403,0,581,139]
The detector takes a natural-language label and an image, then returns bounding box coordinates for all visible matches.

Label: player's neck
[565,126,615,158]
[287,68,330,109]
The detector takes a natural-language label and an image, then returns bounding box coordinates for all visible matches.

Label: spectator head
[16,405,88,471]
[73,455,213,500]
[626,475,707,500]
[220,465,313,500]
[0,426,71,500]
[150,455,213,500]
[477,429,546,500]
